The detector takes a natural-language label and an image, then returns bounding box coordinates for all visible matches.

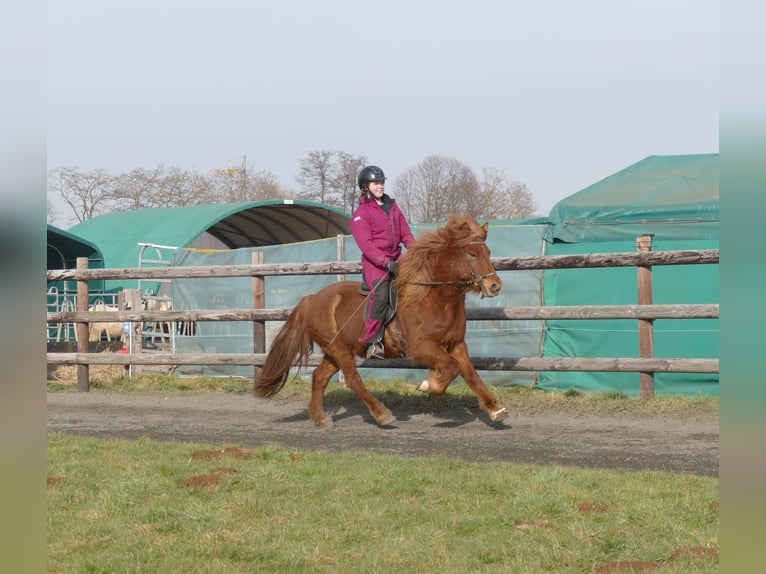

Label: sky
[47,0,719,226]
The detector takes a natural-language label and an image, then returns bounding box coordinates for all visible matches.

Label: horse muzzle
[479,275,503,298]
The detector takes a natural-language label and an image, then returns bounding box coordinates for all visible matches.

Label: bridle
[406,240,499,292]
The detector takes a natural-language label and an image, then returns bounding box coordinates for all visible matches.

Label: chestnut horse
[254,213,510,427]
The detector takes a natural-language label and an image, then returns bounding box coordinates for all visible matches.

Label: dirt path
[47,391,718,477]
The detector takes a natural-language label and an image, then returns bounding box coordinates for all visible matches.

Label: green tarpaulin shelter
[47,224,104,272]
[545,154,718,243]
[539,154,718,396]
[67,200,352,293]
[47,225,106,340]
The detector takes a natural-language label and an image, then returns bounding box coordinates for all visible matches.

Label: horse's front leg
[449,341,509,422]
[407,341,462,396]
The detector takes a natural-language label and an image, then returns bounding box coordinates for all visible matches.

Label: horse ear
[481,222,489,238]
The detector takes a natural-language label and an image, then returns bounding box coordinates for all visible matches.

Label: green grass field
[47,373,718,573]
[48,434,718,573]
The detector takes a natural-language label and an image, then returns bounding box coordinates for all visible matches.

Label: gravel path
[47,391,718,477]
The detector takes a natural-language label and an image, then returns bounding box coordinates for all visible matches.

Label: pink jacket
[351,195,415,282]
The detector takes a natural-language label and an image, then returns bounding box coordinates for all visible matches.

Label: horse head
[445,214,503,298]
[396,213,502,301]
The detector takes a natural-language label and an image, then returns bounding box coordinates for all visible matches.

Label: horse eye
[469,250,478,258]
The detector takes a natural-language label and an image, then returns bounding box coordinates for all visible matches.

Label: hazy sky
[47,0,718,224]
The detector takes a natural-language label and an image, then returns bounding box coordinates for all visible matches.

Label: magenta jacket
[351,195,415,283]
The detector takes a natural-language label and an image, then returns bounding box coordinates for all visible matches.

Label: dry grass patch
[46,370,717,418]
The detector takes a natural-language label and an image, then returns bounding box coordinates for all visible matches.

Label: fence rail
[47,303,719,324]
[47,352,717,373]
[46,246,720,397]
[45,249,719,282]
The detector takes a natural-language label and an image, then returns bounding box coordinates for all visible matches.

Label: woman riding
[350,165,415,359]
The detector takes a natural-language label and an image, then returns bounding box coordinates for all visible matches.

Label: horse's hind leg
[310,356,339,427]
[336,356,395,427]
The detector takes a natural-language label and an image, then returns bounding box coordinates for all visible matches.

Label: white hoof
[417,380,430,393]
[490,407,510,422]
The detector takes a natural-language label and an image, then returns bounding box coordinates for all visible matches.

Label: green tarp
[539,239,719,396]
[47,224,103,271]
[538,154,719,396]
[545,154,718,243]
[47,225,106,340]
[67,200,352,293]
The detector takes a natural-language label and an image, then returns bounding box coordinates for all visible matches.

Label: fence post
[637,235,655,399]
[336,234,347,385]
[124,289,143,376]
[252,252,265,382]
[76,257,90,392]
[336,234,345,282]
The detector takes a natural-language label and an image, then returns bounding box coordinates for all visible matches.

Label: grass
[48,433,718,574]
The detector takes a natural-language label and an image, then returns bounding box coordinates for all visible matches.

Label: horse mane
[395,213,488,308]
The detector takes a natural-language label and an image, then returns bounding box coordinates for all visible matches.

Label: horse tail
[254,295,314,398]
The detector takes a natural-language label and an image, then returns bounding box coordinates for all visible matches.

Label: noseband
[407,240,499,292]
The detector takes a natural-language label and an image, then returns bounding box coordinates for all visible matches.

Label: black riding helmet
[357,165,386,190]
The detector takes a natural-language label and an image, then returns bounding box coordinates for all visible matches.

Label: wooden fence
[46,240,719,398]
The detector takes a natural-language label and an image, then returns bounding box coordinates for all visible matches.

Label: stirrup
[366,341,385,360]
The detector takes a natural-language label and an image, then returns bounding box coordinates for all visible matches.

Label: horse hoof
[417,380,430,393]
[377,411,396,427]
[313,416,334,428]
[490,407,510,422]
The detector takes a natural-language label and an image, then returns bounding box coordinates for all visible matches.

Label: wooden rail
[47,303,719,324]
[45,249,719,282]
[47,353,717,373]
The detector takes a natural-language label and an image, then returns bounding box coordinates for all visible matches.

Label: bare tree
[394,155,482,224]
[296,150,335,205]
[47,198,57,225]
[295,150,367,212]
[394,157,539,224]
[239,167,286,202]
[204,160,287,204]
[47,167,118,225]
[334,151,367,213]
[479,167,539,219]
[108,165,213,210]
[183,170,220,205]
[163,167,213,206]
[48,162,290,225]
[47,155,537,227]
[111,166,168,210]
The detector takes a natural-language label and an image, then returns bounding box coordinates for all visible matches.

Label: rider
[351,165,415,359]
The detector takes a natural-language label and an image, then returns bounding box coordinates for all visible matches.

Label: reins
[407,279,478,288]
